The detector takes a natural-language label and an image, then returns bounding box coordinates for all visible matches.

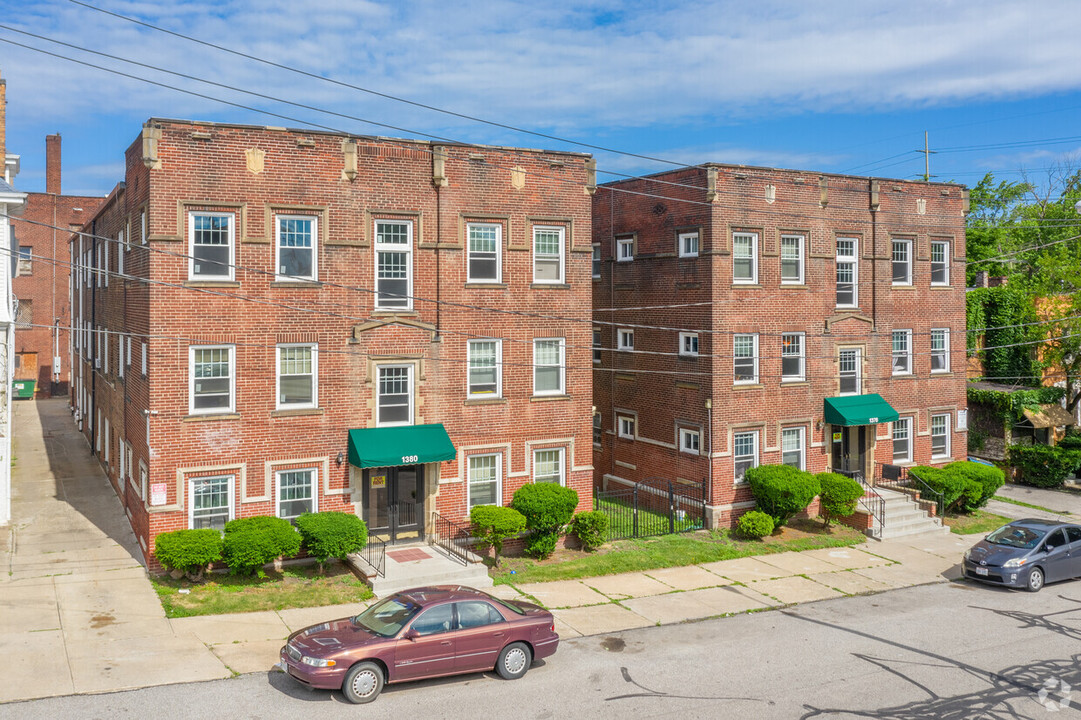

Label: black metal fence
[595,479,706,541]
[431,511,475,566]
[359,536,386,578]
[875,463,945,517]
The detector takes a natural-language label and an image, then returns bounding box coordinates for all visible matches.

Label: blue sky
[2,0,1081,197]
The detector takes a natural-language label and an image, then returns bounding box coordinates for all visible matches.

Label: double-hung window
[277,344,317,409]
[733,333,758,384]
[189,212,234,281]
[468,339,501,397]
[781,333,805,382]
[930,240,949,285]
[533,338,564,396]
[931,413,950,458]
[468,454,501,507]
[679,231,699,258]
[533,448,564,485]
[892,238,912,285]
[892,330,912,375]
[781,427,804,470]
[892,417,912,463]
[276,215,317,281]
[679,428,701,455]
[533,226,564,282]
[780,234,804,283]
[617,329,634,352]
[617,415,636,439]
[592,329,602,364]
[836,238,858,307]
[591,243,601,278]
[733,232,758,284]
[593,414,603,445]
[467,223,501,282]
[277,469,317,521]
[931,328,950,372]
[375,220,413,309]
[377,365,412,426]
[117,231,124,277]
[733,431,758,482]
[839,348,861,395]
[679,332,699,357]
[190,475,234,530]
[616,236,634,262]
[190,345,234,414]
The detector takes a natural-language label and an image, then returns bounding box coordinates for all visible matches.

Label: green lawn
[943,510,1013,535]
[992,495,1073,515]
[491,521,866,585]
[152,562,373,618]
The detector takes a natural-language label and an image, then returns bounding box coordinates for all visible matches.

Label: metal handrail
[840,470,884,539]
[431,511,474,566]
[874,463,946,517]
[359,536,386,578]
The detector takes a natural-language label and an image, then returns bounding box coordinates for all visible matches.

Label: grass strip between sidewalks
[991,494,1073,515]
[943,510,1013,536]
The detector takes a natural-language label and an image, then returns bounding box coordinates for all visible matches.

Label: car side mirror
[404,629,420,641]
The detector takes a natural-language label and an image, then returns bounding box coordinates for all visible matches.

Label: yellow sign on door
[371,475,387,489]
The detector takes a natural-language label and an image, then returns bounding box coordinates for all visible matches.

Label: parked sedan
[278,585,559,703]
[963,518,1081,592]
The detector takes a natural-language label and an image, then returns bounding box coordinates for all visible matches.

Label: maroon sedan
[278,585,559,703]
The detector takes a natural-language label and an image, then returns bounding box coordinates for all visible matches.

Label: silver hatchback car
[963,518,1081,592]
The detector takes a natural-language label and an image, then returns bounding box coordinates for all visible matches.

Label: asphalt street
[5,580,1081,719]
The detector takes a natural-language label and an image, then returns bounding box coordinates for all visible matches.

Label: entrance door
[830,426,867,479]
[362,466,424,543]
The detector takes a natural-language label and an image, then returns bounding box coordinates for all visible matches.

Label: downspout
[52,193,58,393]
[705,398,713,507]
[90,218,96,452]
[608,191,616,486]
[869,179,880,331]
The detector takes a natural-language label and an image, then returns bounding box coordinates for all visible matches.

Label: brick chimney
[46,134,61,194]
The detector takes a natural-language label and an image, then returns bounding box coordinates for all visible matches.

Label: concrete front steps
[870,487,950,540]
[348,542,493,598]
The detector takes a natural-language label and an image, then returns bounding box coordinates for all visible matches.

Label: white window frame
[532,338,565,396]
[140,209,147,245]
[189,344,236,415]
[781,427,805,470]
[532,447,565,485]
[616,236,634,263]
[275,214,318,282]
[892,329,912,376]
[466,222,502,283]
[117,230,124,277]
[931,413,951,459]
[892,238,912,286]
[781,332,805,382]
[679,332,699,358]
[839,348,861,395]
[188,211,235,281]
[733,430,758,483]
[188,475,235,530]
[126,336,132,367]
[733,333,759,384]
[593,328,602,364]
[376,364,414,427]
[931,328,950,373]
[591,243,601,279]
[836,237,858,308]
[892,417,912,464]
[617,415,636,439]
[532,225,565,283]
[467,453,502,508]
[780,233,804,284]
[103,330,109,375]
[141,341,147,377]
[275,468,318,521]
[679,427,701,455]
[276,343,318,410]
[732,232,758,284]
[374,219,414,310]
[593,413,603,446]
[467,339,502,398]
[104,418,111,464]
[104,238,109,287]
[678,231,699,258]
[930,240,950,286]
[617,328,634,352]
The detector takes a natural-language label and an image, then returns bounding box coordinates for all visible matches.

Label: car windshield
[986,525,1046,549]
[353,597,421,637]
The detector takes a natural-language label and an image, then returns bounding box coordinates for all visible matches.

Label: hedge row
[470,483,605,561]
[909,461,1005,513]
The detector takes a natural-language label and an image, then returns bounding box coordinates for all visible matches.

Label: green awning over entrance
[347,424,457,468]
[824,394,899,427]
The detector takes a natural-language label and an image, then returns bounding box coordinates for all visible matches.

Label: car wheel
[496,642,532,680]
[342,661,384,704]
[1026,567,1045,593]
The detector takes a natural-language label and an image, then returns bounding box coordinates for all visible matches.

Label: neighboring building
[1,69,28,526]
[592,165,969,528]
[13,134,102,397]
[72,119,594,566]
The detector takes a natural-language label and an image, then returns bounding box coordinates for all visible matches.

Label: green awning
[824,394,899,427]
[347,424,457,468]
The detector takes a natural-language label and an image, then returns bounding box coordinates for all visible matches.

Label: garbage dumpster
[12,379,36,399]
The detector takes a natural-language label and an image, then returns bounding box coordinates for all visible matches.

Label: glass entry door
[830,426,867,479]
[362,465,424,543]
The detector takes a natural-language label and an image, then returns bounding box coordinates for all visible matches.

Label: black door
[831,426,867,478]
[362,465,424,542]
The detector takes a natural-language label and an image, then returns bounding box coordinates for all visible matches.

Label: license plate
[975,567,988,576]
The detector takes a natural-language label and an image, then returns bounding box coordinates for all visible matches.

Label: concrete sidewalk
[986,482,1081,523]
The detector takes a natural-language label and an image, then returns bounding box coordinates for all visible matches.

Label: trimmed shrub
[945,461,1005,511]
[735,510,774,539]
[569,511,610,552]
[1058,434,1081,452]
[817,472,865,527]
[1008,444,1081,489]
[154,528,222,581]
[470,505,526,565]
[908,465,972,513]
[295,512,369,565]
[511,483,579,559]
[221,516,301,576]
[745,464,821,528]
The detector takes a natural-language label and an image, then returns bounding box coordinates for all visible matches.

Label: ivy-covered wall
[966,286,1038,384]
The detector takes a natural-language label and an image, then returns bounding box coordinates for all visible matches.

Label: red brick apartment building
[592,166,969,528]
[71,119,594,564]
[13,135,102,397]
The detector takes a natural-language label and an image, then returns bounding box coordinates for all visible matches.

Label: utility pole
[920,131,937,182]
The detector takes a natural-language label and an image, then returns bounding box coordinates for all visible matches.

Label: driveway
[0,399,228,703]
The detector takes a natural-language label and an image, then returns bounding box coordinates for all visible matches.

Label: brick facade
[592,166,969,528]
[71,119,593,569]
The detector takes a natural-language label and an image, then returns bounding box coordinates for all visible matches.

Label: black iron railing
[359,536,386,578]
[838,469,884,539]
[874,463,945,517]
[431,511,475,566]
[595,478,706,541]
